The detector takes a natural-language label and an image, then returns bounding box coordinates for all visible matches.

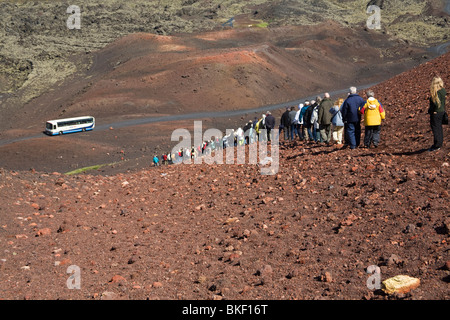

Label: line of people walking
[153,111,277,166]
[279,87,386,149]
[153,77,446,166]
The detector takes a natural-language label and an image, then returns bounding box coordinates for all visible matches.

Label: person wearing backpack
[265,111,276,142]
[280,107,291,141]
[300,101,311,142]
[330,98,345,146]
[289,106,298,140]
[359,90,386,148]
[318,93,334,144]
[243,122,251,144]
[304,101,315,143]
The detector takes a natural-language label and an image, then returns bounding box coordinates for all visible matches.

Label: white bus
[45,116,95,135]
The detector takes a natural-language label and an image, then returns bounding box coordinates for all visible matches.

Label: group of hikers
[153,77,447,166]
[278,87,386,150]
[152,115,275,166]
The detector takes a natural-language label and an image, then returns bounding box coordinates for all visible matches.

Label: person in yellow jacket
[359,90,386,148]
[255,114,266,142]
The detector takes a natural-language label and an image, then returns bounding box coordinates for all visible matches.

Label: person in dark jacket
[243,122,252,144]
[280,107,291,141]
[341,87,365,149]
[318,92,334,144]
[428,76,447,151]
[288,106,298,140]
[252,117,258,129]
[303,101,314,142]
[265,111,276,142]
[300,101,311,141]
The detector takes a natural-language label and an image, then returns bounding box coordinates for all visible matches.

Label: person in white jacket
[310,99,322,143]
[295,104,303,140]
[235,127,245,146]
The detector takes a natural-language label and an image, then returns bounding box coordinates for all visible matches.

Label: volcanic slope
[1,0,448,109]
[0,52,448,300]
[0,22,433,173]
[1,22,430,132]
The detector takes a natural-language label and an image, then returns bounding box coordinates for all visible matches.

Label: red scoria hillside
[368,51,450,155]
[0,53,448,301]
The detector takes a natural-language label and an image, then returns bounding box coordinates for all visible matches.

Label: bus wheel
[82,128,86,132]
[59,131,63,135]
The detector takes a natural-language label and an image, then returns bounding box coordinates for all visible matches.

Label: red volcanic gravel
[0,54,449,301]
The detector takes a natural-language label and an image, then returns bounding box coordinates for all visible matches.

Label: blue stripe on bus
[53,125,94,135]
[64,129,83,134]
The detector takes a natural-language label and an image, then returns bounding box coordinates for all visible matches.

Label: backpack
[304,106,313,125]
